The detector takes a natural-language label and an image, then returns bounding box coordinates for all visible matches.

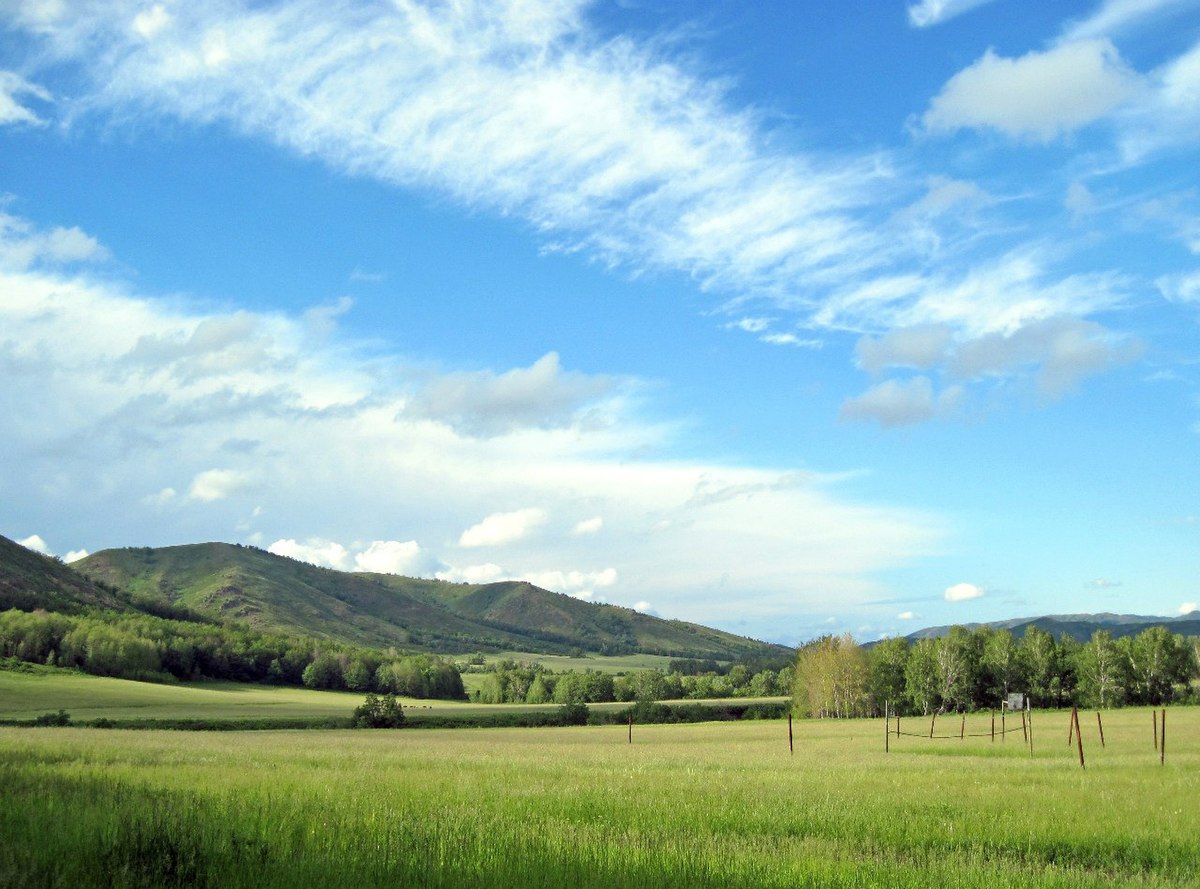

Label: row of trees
[469,659,795,704]
[0,608,465,699]
[794,625,1200,718]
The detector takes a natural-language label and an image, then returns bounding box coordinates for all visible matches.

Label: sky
[1,0,1198,646]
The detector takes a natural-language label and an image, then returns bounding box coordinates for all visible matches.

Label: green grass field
[1,707,1196,887]
[0,669,784,725]
[476,651,680,672]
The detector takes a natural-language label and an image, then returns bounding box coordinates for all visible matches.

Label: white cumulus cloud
[353,540,425,575]
[268,538,350,570]
[436,563,509,585]
[572,516,604,536]
[459,508,547,548]
[923,39,1142,141]
[17,534,51,555]
[187,468,249,502]
[944,582,984,602]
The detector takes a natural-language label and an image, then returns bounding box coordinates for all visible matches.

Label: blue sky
[1,0,1197,645]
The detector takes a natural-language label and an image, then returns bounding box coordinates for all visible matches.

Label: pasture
[1,707,1196,887]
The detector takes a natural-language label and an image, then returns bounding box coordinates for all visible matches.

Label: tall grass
[1,708,1196,887]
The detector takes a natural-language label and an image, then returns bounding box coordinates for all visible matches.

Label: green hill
[0,535,132,614]
[374,575,781,659]
[73,543,786,659]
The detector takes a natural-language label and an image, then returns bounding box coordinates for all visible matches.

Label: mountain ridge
[900,611,1200,644]
[69,541,787,659]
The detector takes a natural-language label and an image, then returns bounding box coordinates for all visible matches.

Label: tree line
[794,625,1200,718]
[467,659,795,704]
[0,608,465,699]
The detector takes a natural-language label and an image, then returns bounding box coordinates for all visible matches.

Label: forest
[794,625,1200,718]
[0,608,464,699]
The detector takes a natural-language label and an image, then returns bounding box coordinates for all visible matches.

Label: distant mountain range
[0,535,785,660]
[900,611,1200,644]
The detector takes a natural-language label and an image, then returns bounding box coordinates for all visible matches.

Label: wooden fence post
[1072,706,1084,769]
[884,702,889,753]
[1027,700,1033,757]
[1021,708,1028,744]
[1068,708,1074,746]
[1001,705,1006,743]
[1096,711,1105,748]
[1161,708,1166,766]
[628,714,633,744]
[789,713,794,755]
[991,709,995,742]
[929,712,937,739]
[1153,709,1158,751]
[960,712,965,740]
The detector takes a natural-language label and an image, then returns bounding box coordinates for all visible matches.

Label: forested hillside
[75,543,785,659]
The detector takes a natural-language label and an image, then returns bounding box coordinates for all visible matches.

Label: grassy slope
[1,710,1196,887]
[0,670,500,721]
[0,535,132,614]
[370,574,785,659]
[74,543,536,651]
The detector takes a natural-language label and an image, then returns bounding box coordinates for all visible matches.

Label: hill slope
[0,535,133,614]
[367,574,783,659]
[74,543,785,659]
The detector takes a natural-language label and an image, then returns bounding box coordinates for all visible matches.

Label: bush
[33,710,71,727]
[353,693,405,728]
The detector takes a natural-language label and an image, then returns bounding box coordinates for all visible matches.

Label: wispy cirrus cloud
[8,0,891,304]
[3,0,1173,431]
[907,0,998,29]
[0,71,50,126]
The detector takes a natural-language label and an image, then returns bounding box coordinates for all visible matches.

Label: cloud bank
[0,209,942,635]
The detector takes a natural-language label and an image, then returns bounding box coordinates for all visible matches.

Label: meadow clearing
[1,706,1196,888]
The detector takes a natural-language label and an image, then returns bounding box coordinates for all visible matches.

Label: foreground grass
[1,708,1196,887]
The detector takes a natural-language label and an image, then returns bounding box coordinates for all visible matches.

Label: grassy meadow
[2,707,1197,887]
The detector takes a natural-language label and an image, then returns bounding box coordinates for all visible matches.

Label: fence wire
[893,721,1029,741]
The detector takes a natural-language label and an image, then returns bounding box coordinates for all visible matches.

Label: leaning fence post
[1073,706,1085,769]
[1068,707,1074,746]
[1096,711,1105,748]
[960,712,965,740]
[929,712,937,739]
[788,712,794,755]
